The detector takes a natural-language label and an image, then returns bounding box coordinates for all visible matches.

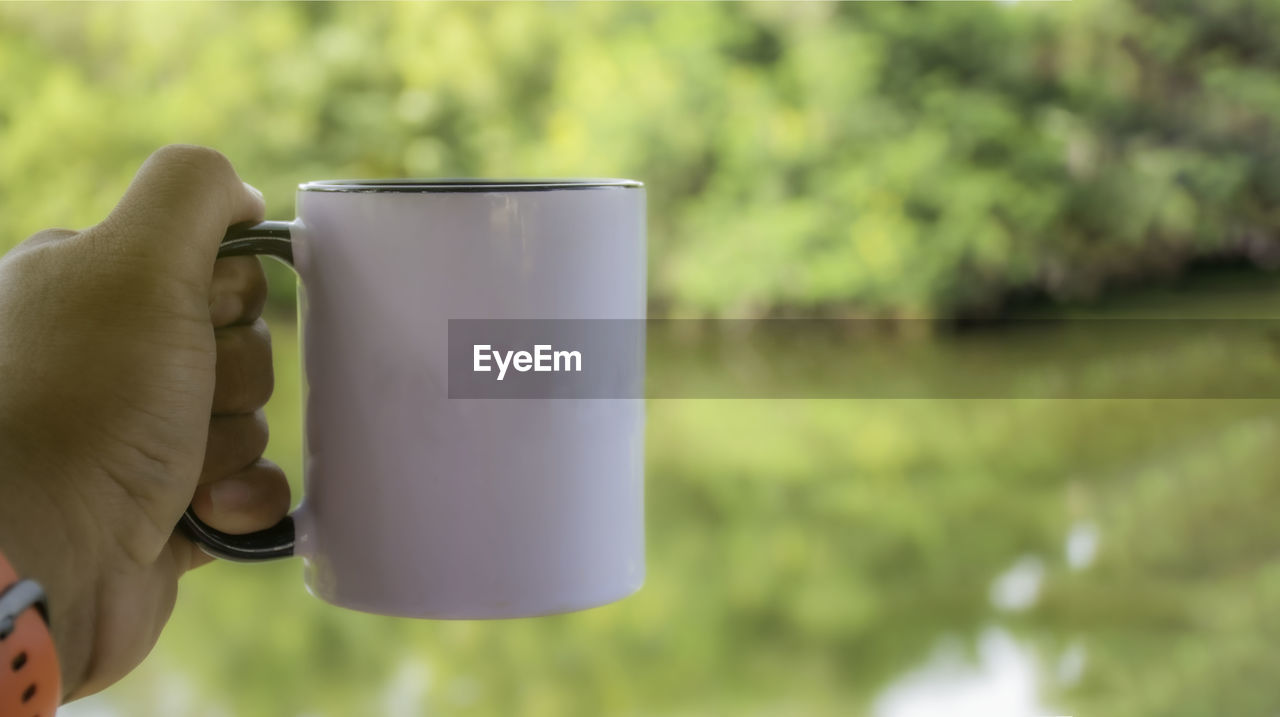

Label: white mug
[179,179,647,619]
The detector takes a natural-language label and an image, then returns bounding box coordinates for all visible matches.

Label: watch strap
[0,551,60,716]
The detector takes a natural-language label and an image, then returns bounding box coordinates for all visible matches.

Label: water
[65,268,1280,716]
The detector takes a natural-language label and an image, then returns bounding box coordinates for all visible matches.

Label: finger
[212,318,273,415]
[209,255,268,328]
[94,144,265,282]
[201,412,269,483]
[189,459,291,536]
[10,228,77,257]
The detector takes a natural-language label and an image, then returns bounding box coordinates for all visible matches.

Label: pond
[65,267,1280,717]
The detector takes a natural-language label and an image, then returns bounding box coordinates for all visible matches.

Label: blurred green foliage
[3,1,1279,316]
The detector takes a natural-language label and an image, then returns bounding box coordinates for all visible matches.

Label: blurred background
[3,1,1280,715]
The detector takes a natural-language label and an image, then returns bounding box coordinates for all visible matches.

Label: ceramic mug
[179,179,647,619]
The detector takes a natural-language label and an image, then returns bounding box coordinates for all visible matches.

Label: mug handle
[177,219,298,562]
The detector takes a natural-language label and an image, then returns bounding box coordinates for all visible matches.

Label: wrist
[0,542,63,713]
[0,464,99,700]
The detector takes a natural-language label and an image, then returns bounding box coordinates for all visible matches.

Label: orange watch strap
[0,551,60,716]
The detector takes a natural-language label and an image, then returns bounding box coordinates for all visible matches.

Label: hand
[0,145,291,699]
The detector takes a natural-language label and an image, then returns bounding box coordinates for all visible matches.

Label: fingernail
[209,292,242,325]
[243,181,264,200]
[210,477,256,512]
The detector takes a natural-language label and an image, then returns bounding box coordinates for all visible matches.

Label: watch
[0,551,59,716]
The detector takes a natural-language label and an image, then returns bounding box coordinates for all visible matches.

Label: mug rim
[300,178,643,193]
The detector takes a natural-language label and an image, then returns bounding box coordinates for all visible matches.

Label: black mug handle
[177,220,297,562]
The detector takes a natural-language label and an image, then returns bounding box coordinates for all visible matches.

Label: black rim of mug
[300,179,643,193]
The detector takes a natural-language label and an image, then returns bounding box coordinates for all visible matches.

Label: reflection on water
[989,556,1046,613]
[1064,522,1099,571]
[881,499,1105,714]
[1056,641,1086,687]
[872,627,1070,717]
[55,269,1280,715]
[382,658,433,717]
[986,523,1102,613]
